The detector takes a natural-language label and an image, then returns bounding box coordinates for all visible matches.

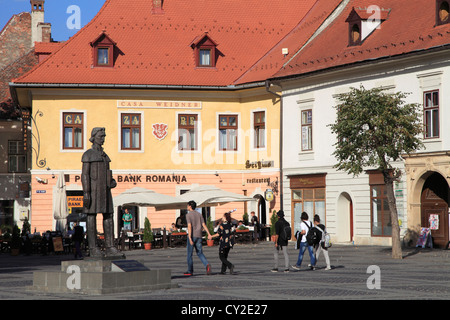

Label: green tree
[329,86,424,259]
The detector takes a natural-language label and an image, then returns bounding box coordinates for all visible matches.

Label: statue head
[89,127,106,146]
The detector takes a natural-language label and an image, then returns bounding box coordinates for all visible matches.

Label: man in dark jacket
[271,210,290,273]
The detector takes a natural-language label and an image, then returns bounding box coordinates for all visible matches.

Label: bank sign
[75,174,187,184]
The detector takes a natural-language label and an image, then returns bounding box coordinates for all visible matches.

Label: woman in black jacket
[211,211,235,274]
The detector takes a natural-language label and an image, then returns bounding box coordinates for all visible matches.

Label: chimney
[152,0,164,14]
[31,0,45,46]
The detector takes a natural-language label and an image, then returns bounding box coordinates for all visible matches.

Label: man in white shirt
[292,211,316,270]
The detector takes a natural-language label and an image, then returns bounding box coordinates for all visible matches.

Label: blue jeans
[186,237,209,273]
[295,241,316,267]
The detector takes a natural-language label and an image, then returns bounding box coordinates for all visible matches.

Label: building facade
[269,0,450,247]
[0,0,53,232]
[10,0,339,235]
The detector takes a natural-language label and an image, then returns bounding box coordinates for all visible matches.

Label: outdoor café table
[235,230,252,244]
[169,232,187,247]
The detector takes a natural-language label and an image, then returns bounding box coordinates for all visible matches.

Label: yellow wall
[29,87,279,172]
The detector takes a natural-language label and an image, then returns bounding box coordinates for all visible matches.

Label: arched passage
[336,192,353,243]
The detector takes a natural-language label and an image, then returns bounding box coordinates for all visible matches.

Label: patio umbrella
[174,185,256,208]
[113,187,188,210]
[53,172,69,232]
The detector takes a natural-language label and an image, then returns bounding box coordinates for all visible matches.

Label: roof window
[346,6,390,46]
[190,33,219,68]
[90,32,117,67]
[437,0,450,25]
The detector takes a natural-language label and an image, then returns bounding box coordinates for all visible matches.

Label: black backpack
[304,221,321,246]
[280,221,292,241]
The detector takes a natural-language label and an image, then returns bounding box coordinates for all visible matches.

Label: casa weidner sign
[117,100,202,109]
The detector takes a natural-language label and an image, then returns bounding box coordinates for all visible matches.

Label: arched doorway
[253,194,266,225]
[421,172,449,248]
[336,192,353,243]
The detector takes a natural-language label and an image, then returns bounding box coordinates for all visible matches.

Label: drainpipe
[265,80,283,210]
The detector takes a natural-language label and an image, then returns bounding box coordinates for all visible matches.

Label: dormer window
[90,32,117,67]
[437,0,450,25]
[350,23,362,45]
[191,33,218,68]
[346,6,390,46]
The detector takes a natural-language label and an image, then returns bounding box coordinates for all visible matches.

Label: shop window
[368,170,392,237]
[178,114,198,151]
[253,111,265,149]
[121,113,141,150]
[292,188,326,233]
[8,141,26,173]
[219,114,238,151]
[424,90,439,139]
[63,112,84,149]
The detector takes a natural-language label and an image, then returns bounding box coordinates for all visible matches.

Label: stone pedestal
[29,259,175,295]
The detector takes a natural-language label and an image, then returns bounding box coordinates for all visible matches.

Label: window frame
[436,0,450,25]
[121,113,142,151]
[8,140,27,173]
[301,109,313,151]
[423,90,440,139]
[218,114,238,151]
[178,114,198,151]
[96,47,110,66]
[370,184,392,237]
[62,112,84,150]
[253,111,266,149]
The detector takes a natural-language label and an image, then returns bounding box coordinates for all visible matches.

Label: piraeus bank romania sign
[118,100,202,109]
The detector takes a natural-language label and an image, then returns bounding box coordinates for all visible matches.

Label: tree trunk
[383,171,403,259]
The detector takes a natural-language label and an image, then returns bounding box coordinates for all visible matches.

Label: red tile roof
[272,0,450,79]
[13,0,318,87]
[236,0,343,85]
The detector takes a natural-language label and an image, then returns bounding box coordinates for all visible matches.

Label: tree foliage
[330,86,424,175]
[329,86,424,259]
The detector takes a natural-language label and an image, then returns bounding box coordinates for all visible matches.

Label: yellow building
[10,0,331,235]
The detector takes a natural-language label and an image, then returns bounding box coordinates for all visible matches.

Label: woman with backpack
[292,211,316,270]
[313,214,331,270]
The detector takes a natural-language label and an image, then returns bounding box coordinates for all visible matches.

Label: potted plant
[10,224,22,256]
[242,212,249,225]
[205,216,214,246]
[143,217,153,250]
[270,210,278,242]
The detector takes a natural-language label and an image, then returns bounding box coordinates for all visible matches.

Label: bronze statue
[82,127,121,258]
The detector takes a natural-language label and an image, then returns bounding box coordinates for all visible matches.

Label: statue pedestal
[29,259,175,295]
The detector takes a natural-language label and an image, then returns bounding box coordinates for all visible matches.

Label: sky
[1,0,105,41]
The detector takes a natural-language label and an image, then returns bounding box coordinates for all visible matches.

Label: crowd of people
[180,200,332,276]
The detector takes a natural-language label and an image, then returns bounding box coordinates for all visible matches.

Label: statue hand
[111,179,117,189]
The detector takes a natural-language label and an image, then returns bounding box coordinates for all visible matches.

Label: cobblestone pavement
[0,242,449,301]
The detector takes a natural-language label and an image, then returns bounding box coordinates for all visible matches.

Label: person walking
[271,210,290,273]
[313,214,331,270]
[292,211,316,270]
[184,200,212,276]
[211,211,235,274]
[72,222,85,260]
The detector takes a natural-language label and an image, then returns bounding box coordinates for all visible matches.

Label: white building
[268,0,450,247]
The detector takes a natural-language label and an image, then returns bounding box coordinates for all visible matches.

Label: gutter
[265,80,283,209]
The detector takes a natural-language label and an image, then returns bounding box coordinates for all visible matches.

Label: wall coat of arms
[152,123,168,140]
